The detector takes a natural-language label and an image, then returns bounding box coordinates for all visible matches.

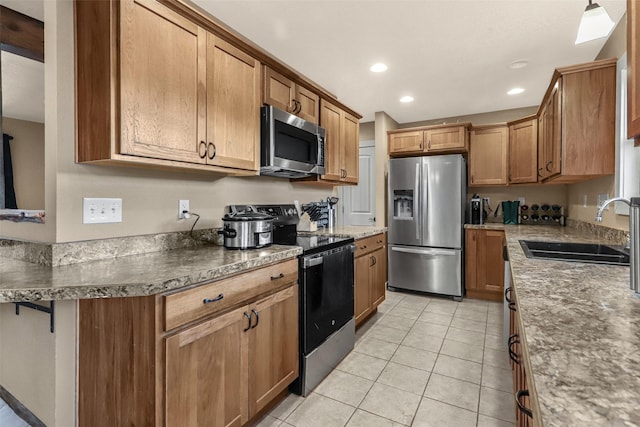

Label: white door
[340,143,376,226]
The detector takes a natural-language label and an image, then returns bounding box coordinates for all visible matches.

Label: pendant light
[575,0,615,44]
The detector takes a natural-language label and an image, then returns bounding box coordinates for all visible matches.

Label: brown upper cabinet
[536,58,616,183]
[300,99,359,185]
[508,116,538,184]
[469,125,508,186]
[76,0,261,174]
[388,123,470,156]
[264,66,320,124]
[628,0,640,142]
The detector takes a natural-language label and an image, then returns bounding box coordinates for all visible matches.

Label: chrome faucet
[596,197,640,294]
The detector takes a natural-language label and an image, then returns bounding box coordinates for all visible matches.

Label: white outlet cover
[83,198,122,224]
[179,200,190,219]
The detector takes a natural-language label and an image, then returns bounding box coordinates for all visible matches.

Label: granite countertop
[0,244,301,303]
[464,223,505,230]
[504,225,640,427]
[303,225,387,239]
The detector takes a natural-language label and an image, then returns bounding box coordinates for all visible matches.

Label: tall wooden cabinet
[628,0,640,141]
[508,116,538,184]
[76,0,262,174]
[468,125,508,186]
[354,233,387,326]
[537,59,616,183]
[465,228,505,301]
[78,259,299,427]
[263,66,320,124]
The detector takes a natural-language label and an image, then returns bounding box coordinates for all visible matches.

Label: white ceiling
[192,0,626,123]
[1,0,44,124]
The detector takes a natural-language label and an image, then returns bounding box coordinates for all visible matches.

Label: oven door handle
[303,256,324,269]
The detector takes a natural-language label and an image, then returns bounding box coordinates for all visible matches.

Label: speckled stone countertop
[302,226,387,239]
[505,225,640,427]
[464,223,505,230]
[0,244,301,303]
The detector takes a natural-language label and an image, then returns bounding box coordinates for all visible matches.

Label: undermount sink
[519,240,630,266]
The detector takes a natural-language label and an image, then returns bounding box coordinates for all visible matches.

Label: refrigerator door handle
[423,162,429,240]
[391,247,458,256]
[415,162,420,240]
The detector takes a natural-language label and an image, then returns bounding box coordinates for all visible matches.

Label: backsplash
[566,218,630,246]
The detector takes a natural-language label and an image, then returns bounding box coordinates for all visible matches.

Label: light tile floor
[256,290,515,427]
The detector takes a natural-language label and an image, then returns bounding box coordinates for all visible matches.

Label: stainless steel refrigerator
[387,154,466,299]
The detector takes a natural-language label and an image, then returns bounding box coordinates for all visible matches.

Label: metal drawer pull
[515,390,533,418]
[508,301,516,312]
[508,335,520,365]
[203,294,224,304]
[271,273,285,280]
[243,311,252,332]
[505,287,512,303]
[250,309,259,329]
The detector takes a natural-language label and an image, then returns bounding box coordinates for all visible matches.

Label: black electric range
[254,204,356,396]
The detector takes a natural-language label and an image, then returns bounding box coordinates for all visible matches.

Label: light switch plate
[83,198,122,224]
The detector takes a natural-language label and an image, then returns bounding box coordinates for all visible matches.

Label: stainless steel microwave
[260,105,326,178]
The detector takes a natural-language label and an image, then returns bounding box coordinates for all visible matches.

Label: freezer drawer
[388,245,462,297]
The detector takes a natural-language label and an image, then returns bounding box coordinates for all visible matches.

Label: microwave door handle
[415,162,420,241]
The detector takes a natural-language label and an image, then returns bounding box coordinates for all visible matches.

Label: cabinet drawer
[164,259,298,330]
[355,233,386,258]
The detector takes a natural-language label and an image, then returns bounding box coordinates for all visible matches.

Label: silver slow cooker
[219,210,273,249]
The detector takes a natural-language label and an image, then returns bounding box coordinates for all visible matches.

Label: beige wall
[360,121,375,141]
[400,106,538,129]
[374,112,398,226]
[2,118,45,210]
[565,13,633,231]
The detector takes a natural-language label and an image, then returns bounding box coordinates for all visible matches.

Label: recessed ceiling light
[400,96,414,103]
[370,63,388,73]
[509,60,529,69]
[507,88,525,95]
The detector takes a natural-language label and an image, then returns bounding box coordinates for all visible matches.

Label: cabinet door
[477,230,505,294]
[342,110,360,183]
[120,0,206,164]
[320,99,343,181]
[469,126,508,186]
[248,286,299,416]
[389,131,424,154]
[628,0,640,140]
[465,229,478,291]
[509,119,538,184]
[425,126,466,152]
[264,67,295,113]
[355,254,372,325]
[540,82,562,179]
[371,246,387,308]
[296,85,320,124]
[206,35,260,171]
[165,305,249,427]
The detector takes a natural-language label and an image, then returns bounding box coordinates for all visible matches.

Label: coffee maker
[470,194,485,224]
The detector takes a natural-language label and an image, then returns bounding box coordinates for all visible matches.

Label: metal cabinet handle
[515,390,533,418]
[207,142,217,159]
[538,168,543,178]
[270,273,285,281]
[243,311,252,332]
[295,99,302,114]
[508,334,520,365]
[508,301,516,312]
[250,309,259,329]
[428,139,431,149]
[203,294,224,304]
[505,287,512,303]
[199,141,207,159]
[471,175,474,184]
[546,160,552,172]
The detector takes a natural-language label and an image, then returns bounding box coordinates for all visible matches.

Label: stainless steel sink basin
[519,240,630,266]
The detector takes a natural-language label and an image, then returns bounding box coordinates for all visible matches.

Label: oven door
[301,245,355,355]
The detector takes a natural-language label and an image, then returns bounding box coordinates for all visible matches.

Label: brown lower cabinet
[465,229,505,301]
[507,287,540,427]
[78,259,299,427]
[355,233,387,326]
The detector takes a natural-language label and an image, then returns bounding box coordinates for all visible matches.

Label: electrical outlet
[482,197,490,207]
[179,200,190,219]
[583,194,588,208]
[83,198,122,224]
[519,197,525,205]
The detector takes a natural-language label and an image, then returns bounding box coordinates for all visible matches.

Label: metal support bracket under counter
[14,300,55,333]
